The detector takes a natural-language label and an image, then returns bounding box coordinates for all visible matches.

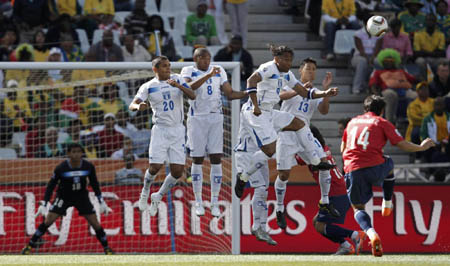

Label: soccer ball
[366,15,388,37]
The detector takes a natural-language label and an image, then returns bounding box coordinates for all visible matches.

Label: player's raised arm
[188,67,221,90]
[396,138,435,152]
[222,81,248,100]
[167,79,196,100]
[318,72,333,115]
[247,71,262,115]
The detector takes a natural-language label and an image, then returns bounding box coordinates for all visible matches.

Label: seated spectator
[114,0,133,12]
[130,109,150,157]
[45,14,79,49]
[97,112,123,157]
[0,26,19,62]
[351,17,383,94]
[70,52,107,97]
[213,35,254,86]
[88,30,124,61]
[123,0,148,38]
[80,131,99,158]
[414,13,446,79]
[98,12,123,34]
[429,61,450,99]
[3,80,32,132]
[56,0,81,18]
[370,48,418,123]
[436,0,450,43]
[406,82,435,144]
[32,30,49,62]
[420,0,438,14]
[80,0,115,40]
[5,44,33,85]
[13,0,53,43]
[186,0,220,46]
[114,153,143,185]
[111,137,138,160]
[60,85,100,127]
[121,33,151,62]
[0,101,13,147]
[98,83,127,115]
[398,0,426,36]
[420,96,450,181]
[382,18,414,64]
[25,116,47,158]
[322,0,360,61]
[60,34,83,62]
[64,118,83,145]
[38,126,65,157]
[115,109,137,138]
[338,117,352,137]
[146,15,178,61]
[46,47,71,98]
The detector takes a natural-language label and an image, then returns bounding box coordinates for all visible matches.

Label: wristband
[246,87,257,93]
[307,88,317,99]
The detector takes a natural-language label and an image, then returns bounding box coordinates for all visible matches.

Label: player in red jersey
[296,126,366,255]
[341,95,435,257]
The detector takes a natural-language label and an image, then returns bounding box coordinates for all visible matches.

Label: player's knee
[314,221,325,234]
[148,164,161,175]
[278,171,289,181]
[292,117,305,130]
[261,144,276,157]
[320,157,328,163]
[209,154,222,164]
[352,204,365,211]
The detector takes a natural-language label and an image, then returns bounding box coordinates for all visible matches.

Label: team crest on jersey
[162,91,171,100]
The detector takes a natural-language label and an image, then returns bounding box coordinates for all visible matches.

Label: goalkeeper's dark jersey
[44,159,101,202]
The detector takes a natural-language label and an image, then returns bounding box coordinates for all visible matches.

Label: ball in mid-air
[366,15,388,37]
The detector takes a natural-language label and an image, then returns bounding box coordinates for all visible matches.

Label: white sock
[158,174,177,196]
[241,150,270,182]
[210,163,222,205]
[141,169,156,196]
[382,199,392,208]
[351,231,358,240]
[366,228,377,240]
[252,186,268,231]
[296,127,320,165]
[191,163,203,203]
[318,170,331,204]
[274,176,288,212]
[341,241,351,248]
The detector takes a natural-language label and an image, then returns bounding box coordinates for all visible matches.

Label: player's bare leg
[22,212,60,254]
[235,142,276,198]
[209,154,223,217]
[191,156,206,216]
[275,170,290,229]
[139,163,163,212]
[84,214,113,254]
[149,164,184,216]
[353,204,383,257]
[382,171,395,216]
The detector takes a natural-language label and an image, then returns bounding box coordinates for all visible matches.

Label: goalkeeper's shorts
[49,194,96,216]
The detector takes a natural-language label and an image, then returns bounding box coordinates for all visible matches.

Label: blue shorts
[345,157,394,205]
[316,194,351,224]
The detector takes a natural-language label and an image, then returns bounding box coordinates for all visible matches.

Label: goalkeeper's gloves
[98,196,112,216]
[35,201,49,218]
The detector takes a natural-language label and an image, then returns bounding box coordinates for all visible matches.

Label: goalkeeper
[21,143,114,255]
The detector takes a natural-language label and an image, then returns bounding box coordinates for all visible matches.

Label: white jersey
[255,60,299,111]
[280,83,323,126]
[181,65,228,116]
[135,74,186,127]
[234,100,259,153]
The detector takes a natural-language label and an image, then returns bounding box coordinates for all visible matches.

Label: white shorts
[276,130,326,170]
[243,109,294,147]
[149,124,186,165]
[235,150,269,189]
[187,113,223,157]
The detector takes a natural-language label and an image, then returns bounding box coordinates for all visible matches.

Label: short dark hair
[269,44,294,57]
[152,55,169,68]
[338,117,351,127]
[193,47,211,58]
[364,95,386,115]
[231,35,243,42]
[310,125,325,147]
[67,142,84,153]
[438,60,449,68]
[437,0,448,7]
[300,57,317,69]
[389,18,402,28]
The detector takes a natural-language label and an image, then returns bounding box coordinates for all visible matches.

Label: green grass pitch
[0,255,449,266]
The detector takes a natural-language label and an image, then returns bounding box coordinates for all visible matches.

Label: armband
[246,87,257,93]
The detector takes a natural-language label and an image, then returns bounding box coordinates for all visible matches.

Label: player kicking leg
[275,58,340,229]
[235,102,276,245]
[342,95,435,256]
[22,143,113,254]
[180,48,247,217]
[129,56,196,216]
[297,126,365,255]
[234,45,338,199]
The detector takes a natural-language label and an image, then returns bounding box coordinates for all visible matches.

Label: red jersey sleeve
[381,119,404,145]
[368,70,381,87]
